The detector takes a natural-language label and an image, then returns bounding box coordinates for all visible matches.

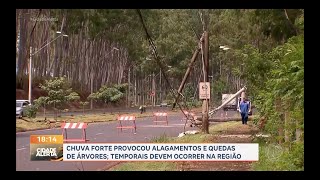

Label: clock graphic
[30,135,63,161]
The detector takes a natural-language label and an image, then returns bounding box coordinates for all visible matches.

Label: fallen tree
[190,116,254,126]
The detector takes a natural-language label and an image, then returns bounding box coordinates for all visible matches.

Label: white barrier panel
[63,143,259,161]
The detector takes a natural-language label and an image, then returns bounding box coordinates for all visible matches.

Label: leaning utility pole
[202,31,209,134]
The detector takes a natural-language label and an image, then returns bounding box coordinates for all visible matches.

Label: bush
[151,134,171,143]
[252,142,304,171]
[24,105,39,118]
[282,142,304,170]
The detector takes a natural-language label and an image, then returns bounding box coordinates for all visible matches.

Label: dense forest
[16,9,304,170]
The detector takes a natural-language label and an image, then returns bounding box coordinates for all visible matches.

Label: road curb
[16,127,53,134]
[16,115,154,133]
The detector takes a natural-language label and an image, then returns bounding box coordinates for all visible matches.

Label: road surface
[16,109,240,171]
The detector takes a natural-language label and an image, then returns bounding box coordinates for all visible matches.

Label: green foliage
[88,84,125,104]
[294,11,304,32]
[79,101,89,106]
[79,101,89,115]
[182,83,195,99]
[241,34,304,170]
[113,83,128,93]
[66,92,80,102]
[211,78,228,104]
[151,134,171,143]
[33,96,49,107]
[243,34,303,134]
[163,92,174,104]
[251,9,302,42]
[24,105,38,118]
[253,142,304,171]
[39,76,80,109]
[181,83,201,108]
[185,99,202,108]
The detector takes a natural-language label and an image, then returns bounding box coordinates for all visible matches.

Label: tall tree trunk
[284,111,290,143]
[295,116,303,142]
[134,69,137,106]
[17,9,29,89]
[49,15,65,77]
[275,98,284,144]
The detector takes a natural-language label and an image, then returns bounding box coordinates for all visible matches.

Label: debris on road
[178,130,199,138]
[214,134,252,138]
[255,133,270,138]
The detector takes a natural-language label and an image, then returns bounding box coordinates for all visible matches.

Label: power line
[136,9,192,132]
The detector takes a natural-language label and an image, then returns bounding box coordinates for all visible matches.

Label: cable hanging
[136,9,197,132]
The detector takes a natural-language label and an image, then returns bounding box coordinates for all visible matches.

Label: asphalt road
[16,109,240,171]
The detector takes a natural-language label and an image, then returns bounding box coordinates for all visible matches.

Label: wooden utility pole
[202,31,209,134]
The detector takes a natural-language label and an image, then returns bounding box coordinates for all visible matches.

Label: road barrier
[182,111,195,121]
[116,115,136,133]
[153,112,168,125]
[61,122,88,143]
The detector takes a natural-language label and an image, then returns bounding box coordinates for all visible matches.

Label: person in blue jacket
[239,98,250,124]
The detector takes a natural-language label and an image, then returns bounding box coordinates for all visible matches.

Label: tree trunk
[91,73,93,109]
[275,98,284,144]
[134,69,137,106]
[295,117,303,142]
[284,111,290,143]
[17,9,29,89]
[44,104,46,120]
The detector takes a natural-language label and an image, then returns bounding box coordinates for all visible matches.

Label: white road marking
[95,133,104,136]
[140,125,174,128]
[16,128,55,134]
[16,148,26,151]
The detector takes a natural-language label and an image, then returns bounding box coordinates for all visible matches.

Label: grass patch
[16,119,50,132]
[110,124,236,171]
[109,133,211,171]
[209,121,241,134]
[209,120,257,134]
[150,133,172,143]
[110,162,177,171]
[16,112,154,132]
[252,141,304,171]
[148,133,211,143]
